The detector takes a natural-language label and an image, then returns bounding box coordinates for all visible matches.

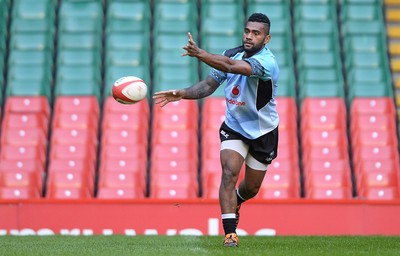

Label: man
[153,13,279,247]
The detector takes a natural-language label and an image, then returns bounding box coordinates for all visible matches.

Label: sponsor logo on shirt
[227,85,246,106]
[230,85,240,98]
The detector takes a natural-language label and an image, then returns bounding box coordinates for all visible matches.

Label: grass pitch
[1,235,400,256]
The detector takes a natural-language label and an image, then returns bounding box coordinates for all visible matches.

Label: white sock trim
[236,189,246,201]
[221,213,236,219]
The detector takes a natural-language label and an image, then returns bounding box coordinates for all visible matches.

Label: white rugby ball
[112,76,147,104]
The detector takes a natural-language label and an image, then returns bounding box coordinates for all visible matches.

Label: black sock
[222,218,236,235]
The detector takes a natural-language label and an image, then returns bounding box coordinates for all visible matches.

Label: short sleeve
[209,68,227,85]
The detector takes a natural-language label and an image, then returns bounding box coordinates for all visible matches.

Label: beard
[243,41,265,55]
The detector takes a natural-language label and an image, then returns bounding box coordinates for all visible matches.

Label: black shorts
[219,122,279,164]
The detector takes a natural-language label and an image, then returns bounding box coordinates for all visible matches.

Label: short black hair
[248,13,270,34]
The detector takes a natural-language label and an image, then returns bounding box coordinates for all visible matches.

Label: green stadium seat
[106,19,149,33]
[154,20,197,35]
[153,66,197,91]
[58,33,101,50]
[201,35,241,54]
[106,49,149,68]
[8,50,53,67]
[344,35,385,53]
[10,33,53,51]
[107,1,150,22]
[11,18,54,33]
[12,0,55,20]
[340,4,382,21]
[155,2,196,21]
[295,20,338,36]
[276,67,296,98]
[341,20,382,36]
[107,33,149,51]
[296,35,338,53]
[56,65,101,83]
[55,80,101,100]
[59,18,102,34]
[299,69,344,85]
[154,50,194,67]
[297,52,336,69]
[201,2,244,20]
[59,1,103,20]
[294,3,336,21]
[345,52,385,70]
[6,80,52,100]
[347,82,393,104]
[153,34,189,51]
[265,34,293,53]
[8,65,52,84]
[299,82,345,100]
[247,2,290,20]
[202,18,242,37]
[58,49,101,67]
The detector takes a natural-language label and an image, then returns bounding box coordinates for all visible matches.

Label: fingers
[188,32,193,44]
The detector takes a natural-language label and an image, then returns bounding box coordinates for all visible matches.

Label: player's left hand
[182,32,202,57]
[153,90,182,107]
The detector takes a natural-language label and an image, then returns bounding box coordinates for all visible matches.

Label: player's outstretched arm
[182,32,252,76]
[153,76,219,107]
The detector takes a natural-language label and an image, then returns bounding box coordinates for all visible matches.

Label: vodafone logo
[230,85,240,98]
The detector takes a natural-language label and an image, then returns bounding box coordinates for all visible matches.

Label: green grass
[0,236,400,256]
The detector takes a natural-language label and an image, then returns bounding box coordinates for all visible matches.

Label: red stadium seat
[276,97,297,117]
[52,112,98,130]
[150,159,198,174]
[353,145,399,162]
[305,171,351,189]
[2,113,48,133]
[303,145,349,162]
[101,129,148,146]
[305,187,352,200]
[0,187,41,199]
[46,187,92,199]
[351,97,396,116]
[47,171,94,193]
[150,186,198,199]
[151,172,198,190]
[352,130,397,148]
[54,96,100,117]
[153,112,198,130]
[354,159,400,176]
[0,159,44,174]
[358,187,400,200]
[151,129,198,146]
[0,171,43,189]
[47,159,95,177]
[98,158,147,174]
[301,112,346,131]
[4,96,50,118]
[357,170,399,189]
[151,144,197,161]
[350,114,395,133]
[102,112,148,131]
[0,144,46,165]
[263,170,300,189]
[201,112,225,131]
[303,159,351,176]
[1,128,47,147]
[97,187,145,199]
[302,129,347,148]
[103,96,149,116]
[257,187,300,199]
[51,128,97,146]
[49,144,97,163]
[301,97,346,115]
[202,97,226,116]
[100,144,147,161]
[153,100,198,115]
[98,171,146,191]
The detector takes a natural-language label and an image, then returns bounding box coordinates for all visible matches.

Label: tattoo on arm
[182,77,219,99]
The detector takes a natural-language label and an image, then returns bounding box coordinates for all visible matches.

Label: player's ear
[264,34,271,45]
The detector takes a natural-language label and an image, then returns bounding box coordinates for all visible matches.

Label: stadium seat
[358,187,400,200]
[306,187,352,200]
[98,171,146,192]
[0,171,43,190]
[97,187,145,199]
[47,171,94,194]
[0,187,41,199]
[46,187,92,199]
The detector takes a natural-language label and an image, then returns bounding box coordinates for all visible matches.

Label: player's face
[242,22,270,56]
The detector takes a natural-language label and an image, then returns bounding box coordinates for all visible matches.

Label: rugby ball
[112,76,147,104]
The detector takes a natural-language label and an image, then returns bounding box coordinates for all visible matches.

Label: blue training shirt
[209,46,279,139]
